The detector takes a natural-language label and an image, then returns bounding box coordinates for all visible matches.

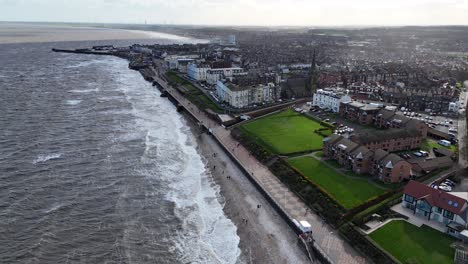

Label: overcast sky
[1,0,467,26]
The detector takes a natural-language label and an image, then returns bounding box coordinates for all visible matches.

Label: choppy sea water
[0,37,240,263]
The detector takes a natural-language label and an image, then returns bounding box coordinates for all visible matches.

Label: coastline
[183,113,312,264]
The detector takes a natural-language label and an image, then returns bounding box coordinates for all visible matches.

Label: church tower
[307,49,318,94]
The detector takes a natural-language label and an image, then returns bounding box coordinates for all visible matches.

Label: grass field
[288,156,388,209]
[370,221,455,264]
[421,139,457,152]
[240,109,326,154]
[166,72,223,113]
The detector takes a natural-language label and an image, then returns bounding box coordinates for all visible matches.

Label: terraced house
[371,149,412,183]
[323,135,412,183]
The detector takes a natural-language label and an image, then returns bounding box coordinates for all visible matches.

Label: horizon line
[2,20,468,29]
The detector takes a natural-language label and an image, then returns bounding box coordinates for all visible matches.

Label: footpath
[152,72,367,264]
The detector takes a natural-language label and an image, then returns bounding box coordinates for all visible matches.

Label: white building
[216,81,280,108]
[164,55,199,72]
[449,101,460,112]
[206,67,246,85]
[228,35,236,45]
[187,63,210,81]
[312,88,351,112]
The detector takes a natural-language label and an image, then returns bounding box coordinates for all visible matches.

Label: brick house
[371,149,412,183]
[350,128,422,152]
[349,145,374,174]
[373,109,428,137]
[339,101,381,125]
[323,135,411,183]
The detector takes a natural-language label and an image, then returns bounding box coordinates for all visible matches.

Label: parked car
[439,185,452,192]
[445,179,456,186]
[443,181,455,187]
[413,152,423,157]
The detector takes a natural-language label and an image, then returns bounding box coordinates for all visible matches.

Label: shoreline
[183,114,312,264]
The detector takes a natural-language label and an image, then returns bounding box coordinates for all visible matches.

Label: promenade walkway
[152,72,367,264]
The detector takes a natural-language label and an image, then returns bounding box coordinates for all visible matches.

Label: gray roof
[353,128,420,144]
[324,134,343,144]
[335,138,359,153]
[377,109,396,120]
[351,145,372,158]
[380,153,404,167]
[415,156,453,172]
[373,149,389,162]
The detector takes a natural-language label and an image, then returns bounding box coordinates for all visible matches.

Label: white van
[438,140,451,147]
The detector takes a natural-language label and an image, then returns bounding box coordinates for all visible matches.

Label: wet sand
[188,122,313,264]
[0,23,196,44]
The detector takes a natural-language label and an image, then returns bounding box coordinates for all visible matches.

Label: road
[458,85,467,168]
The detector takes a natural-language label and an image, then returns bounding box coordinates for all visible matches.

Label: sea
[0,24,241,263]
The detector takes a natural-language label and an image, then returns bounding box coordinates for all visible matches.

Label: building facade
[187,63,210,81]
[402,180,468,238]
[323,134,412,183]
[206,67,246,85]
[371,149,412,183]
[312,89,351,112]
[216,81,280,108]
[339,101,382,125]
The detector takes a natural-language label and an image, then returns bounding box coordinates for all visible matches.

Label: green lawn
[240,109,325,154]
[370,220,455,264]
[288,156,387,209]
[421,139,457,152]
[166,72,223,113]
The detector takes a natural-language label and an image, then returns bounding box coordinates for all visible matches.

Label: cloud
[1,0,467,25]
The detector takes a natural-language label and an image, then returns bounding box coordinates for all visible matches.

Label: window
[436,207,442,214]
[443,210,454,220]
[404,194,414,203]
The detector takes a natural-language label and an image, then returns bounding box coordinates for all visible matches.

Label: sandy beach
[186,119,313,264]
[0,23,199,44]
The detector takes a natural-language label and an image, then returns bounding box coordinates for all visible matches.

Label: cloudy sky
[1,0,467,26]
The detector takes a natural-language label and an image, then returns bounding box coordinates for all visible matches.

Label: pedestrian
[213,165,216,170]
[222,170,224,174]
[304,208,309,216]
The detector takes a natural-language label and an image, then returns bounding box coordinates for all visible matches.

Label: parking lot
[394,110,458,135]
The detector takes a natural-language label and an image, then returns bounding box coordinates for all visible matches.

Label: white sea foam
[65,59,107,69]
[33,153,62,164]
[69,88,98,93]
[44,203,63,214]
[112,57,241,264]
[65,100,81,105]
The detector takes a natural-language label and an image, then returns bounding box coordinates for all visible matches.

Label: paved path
[457,90,467,168]
[152,71,367,264]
